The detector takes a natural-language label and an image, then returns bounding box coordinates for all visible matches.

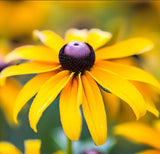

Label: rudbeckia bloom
[1,28,160,145]
[0,139,41,154]
[114,120,160,154]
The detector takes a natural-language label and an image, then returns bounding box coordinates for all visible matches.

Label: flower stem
[67,138,72,154]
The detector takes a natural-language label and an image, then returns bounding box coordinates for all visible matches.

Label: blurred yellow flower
[0,1,49,39]
[1,28,159,145]
[114,120,160,154]
[0,77,21,125]
[0,41,21,125]
[0,139,41,154]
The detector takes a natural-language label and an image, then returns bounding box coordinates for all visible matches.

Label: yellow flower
[1,28,160,145]
[114,120,160,154]
[0,1,49,38]
[0,139,41,154]
[0,77,21,125]
[0,41,21,125]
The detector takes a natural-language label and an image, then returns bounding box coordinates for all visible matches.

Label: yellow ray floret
[96,38,154,60]
[95,60,160,89]
[89,67,146,119]
[86,28,112,50]
[0,61,60,85]
[82,73,107,146]
[34,30,65,52]
[29,71,73,132]
[65,28,88,43]
[5,45,59,63]
[65,28,112,50]
[13,71,57,124]
[60,75,82,141]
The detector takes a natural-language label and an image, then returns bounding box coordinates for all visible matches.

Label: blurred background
[0,1,160,154]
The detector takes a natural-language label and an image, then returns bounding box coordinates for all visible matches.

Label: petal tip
[67,135,79,141]
[33,30,44,42]
[137,44,154,54]
[4,51,19,63]
[13,112,19,124]
[33,29,40,36]
[4,55,11,63]
[14,118,19,124]
[94,137,107,146]
[29,111,38,133]
[33,127,38,133]
[30,121,38,133]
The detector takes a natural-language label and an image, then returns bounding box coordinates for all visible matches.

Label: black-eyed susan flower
[0,139,41,154]
[1,28,160,145]
[114,120,160,154]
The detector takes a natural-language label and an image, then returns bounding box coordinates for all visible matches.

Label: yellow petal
[114,122,160,149]
[0,78,21,125]
[95,60,160,89]
[29,71,73,132]
[65,28,88,42]
[137,150,160,154]
[34,30,65,52]
[86,29,112,50]
[89,67,146,119]
[131,81,159,117]
[96,38,154,60]
[82,73,107,146]
[13,71,57,124]
[0,142,22,154]
[77,73,83,105]
[5,45,59,63]
[0,61,60,84]
[146,101,159,117]
[24,140,41,154]
[132,81,160,103]
[101,90,120,121]
[60,76,82,141]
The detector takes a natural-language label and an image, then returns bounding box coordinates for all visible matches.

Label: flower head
[1,28,160,145]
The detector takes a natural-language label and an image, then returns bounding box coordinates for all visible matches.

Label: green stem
[67,138,72,154]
